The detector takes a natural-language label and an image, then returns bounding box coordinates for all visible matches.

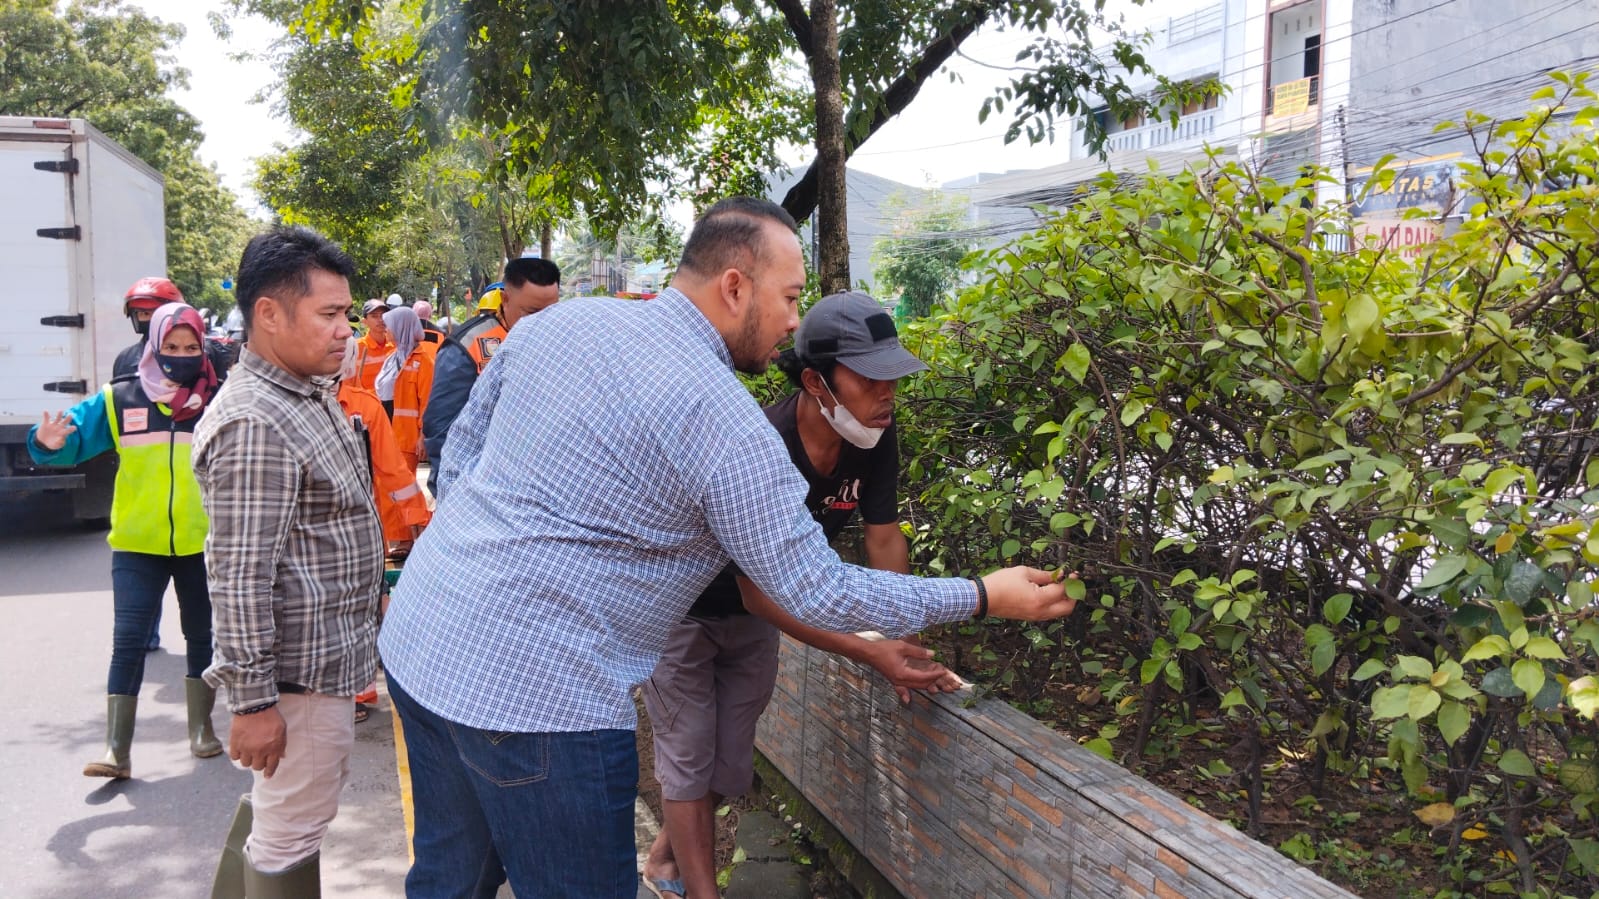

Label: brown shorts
[643,615,781,802]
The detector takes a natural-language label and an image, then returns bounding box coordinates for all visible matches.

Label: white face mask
[817,381,885,449]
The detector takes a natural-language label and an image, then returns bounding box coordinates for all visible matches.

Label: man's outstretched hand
[980,566,1081,621]
[856,636,964,705]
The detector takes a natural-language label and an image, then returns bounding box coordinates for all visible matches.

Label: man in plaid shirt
[193,227,385,898]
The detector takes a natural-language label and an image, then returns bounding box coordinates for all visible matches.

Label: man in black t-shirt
[640,291,961,899]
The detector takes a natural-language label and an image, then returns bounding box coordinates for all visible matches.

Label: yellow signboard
[1273,78,1312,116]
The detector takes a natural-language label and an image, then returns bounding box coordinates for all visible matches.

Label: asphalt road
[0,493,408,897]
[0,491,658,898]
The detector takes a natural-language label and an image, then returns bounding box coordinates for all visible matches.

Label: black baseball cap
[794,291,928,380]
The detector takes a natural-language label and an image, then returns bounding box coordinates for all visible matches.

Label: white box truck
[0,117,166,523]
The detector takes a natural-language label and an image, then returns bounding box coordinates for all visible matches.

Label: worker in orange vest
[374,305,435,473]
[353,298,395,391]
[335,336,430,557]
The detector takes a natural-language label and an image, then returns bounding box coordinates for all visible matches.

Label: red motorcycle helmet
[123,276,184,316]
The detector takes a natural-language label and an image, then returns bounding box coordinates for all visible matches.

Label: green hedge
[893,75,1599,895]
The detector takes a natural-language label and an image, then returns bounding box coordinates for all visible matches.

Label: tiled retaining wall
[754,635,1358,899]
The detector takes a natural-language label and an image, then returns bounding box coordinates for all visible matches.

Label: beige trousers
[243,691,355,872]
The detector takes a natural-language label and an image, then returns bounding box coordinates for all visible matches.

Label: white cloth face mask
[818,380,885,449]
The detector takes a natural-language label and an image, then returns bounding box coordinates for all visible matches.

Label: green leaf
[1438,432,1483,446]
[1567,838,1599,876]
[1418,555,1468,589]
[1436,701,1470,745]
[1498,748,1536,777]
[1451,603,1492,628]
[1064,578,1086,601]
[1176,632,1202,651]
[1061,342,1091,384]
[1407,684,1441,720]
[1311,638,1336,677]
[1371,685,1409,720]
[1503,560,1544,603]
[1483,467,1522,496]
[1352,659,1387,681]
[1521,635,1566,660]
[1534,677,1562,711]
[1559,760,1599,795]
[1308,709,1342,738]
[1120,399,1146,427]
[1169,606,1192,634]
[1569,675,1599,718]
[1343,292,1380,340]
[1497,601,1526,633]
[1082,737,1114,760]
[1049,511,1081,533]
[1323,593,1353,625]
[1481,667,1520,698]
[1001,539,1021,558]
[1511,658,1546,699]
[1395,655,1434,680]
[1461,635,1511,662]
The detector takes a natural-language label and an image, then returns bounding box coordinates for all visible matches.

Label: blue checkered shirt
[378,288,977,732]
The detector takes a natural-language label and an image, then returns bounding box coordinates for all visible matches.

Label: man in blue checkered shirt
[378,197,1075,897]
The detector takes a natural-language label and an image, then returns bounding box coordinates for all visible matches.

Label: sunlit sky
[131,1,1143,214]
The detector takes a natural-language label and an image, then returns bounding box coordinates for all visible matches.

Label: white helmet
[387,293,403,306]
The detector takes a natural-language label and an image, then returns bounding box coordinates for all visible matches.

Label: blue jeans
[387,673,638,898]
[107,551,212,695]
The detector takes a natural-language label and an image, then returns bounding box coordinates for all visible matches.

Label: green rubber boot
[209,794,252,899]
[184,677,224,758]
[82,694,136,779]
[244,851,320,899]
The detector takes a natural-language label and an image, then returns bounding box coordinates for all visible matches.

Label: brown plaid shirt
[194,346,385,712]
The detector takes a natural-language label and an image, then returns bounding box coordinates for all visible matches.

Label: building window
[1267,4,1322,115]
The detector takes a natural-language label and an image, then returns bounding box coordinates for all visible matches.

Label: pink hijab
[139,303,218,421]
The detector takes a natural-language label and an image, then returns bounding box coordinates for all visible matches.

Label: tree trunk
[541,221,553,260]
[780,1,995,226]
[809,0,849,294]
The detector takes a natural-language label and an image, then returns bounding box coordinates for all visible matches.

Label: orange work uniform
[336,379,430,547]
[459,316,508,372]
[386,343,435,472]
[354,332,394,392]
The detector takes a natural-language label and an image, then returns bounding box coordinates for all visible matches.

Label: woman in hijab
[373,304,435,472]
[29,300,223,779]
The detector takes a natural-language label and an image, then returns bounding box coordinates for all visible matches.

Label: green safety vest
[104,380,208,556]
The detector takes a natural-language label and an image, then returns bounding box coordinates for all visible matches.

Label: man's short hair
[678,197,798,278]
[774,347,837,391]
[236,227,356,334]
[504,257,560,287]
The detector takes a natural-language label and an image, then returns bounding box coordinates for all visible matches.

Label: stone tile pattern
[755,636,1357,899]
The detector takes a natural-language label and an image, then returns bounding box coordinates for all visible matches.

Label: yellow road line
[384,674,416,864]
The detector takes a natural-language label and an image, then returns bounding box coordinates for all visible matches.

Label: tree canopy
[274,0,1182,290]
[871,189,973,318]
[0,0,255,314]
